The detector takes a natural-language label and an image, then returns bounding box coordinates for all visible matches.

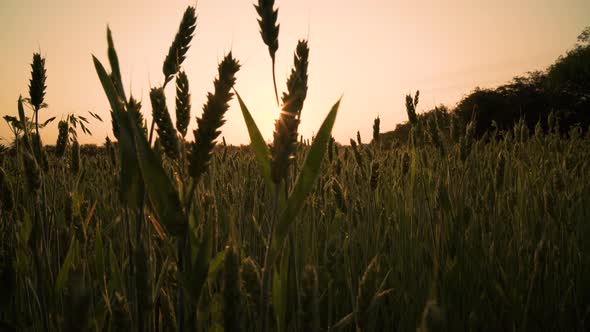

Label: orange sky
[1,0,588,146]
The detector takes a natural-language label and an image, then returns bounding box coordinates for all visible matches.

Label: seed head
[370,161,380,191]
[105,136,117,166]
[189,52,240,180]
[127,95,147,138]
[70,139,80,175]
[55,120,69,157]
[401,151,410,177]
[328,136,335,162]
[332,179,347,213]
[29,53,47,110]
[405,92,418,125]
[150,87,179,160]
[428,117,445,156]
[373,116,380,145]
[350,139,364,169]
[22,150,41,193]
[241,257,262,312]
[175,71,191,138]
[270,40,309,183]
[163,6,197,85]
[255,0,279,60]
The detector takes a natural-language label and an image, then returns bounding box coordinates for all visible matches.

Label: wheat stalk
[224,244,241,331]
[356,256,380,331]
[241,257,262,315]
[300,265,320,332]
[112,292,132,330]
[418,300,446,332]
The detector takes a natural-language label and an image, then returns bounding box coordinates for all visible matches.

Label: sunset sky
[1,0,588,145]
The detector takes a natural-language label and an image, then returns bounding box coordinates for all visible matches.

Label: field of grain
[1,2,590,332]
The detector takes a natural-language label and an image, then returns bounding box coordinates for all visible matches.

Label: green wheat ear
[373,116,380,145]
[22,150,41,194]
[254,0,280,104]
[105,136,116,166]
[150,87,179,160]
[128,95,147,136]
[55,120,69,158]
[189,52,240,180]
[70,139,80,175]
[175,71,191,138]
[241,257,262,311]
[163,6,197,86]
[270,40,309,184]
[29,53,47,110]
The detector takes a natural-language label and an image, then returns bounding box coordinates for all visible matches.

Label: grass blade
[93,55,143,207]
[128,110,186,237]
[107,26,126,100]
[235,90,274,191]
[181,218,213,302]
[92,56,125,115]
[272,98,341,254]
[55,237,78,293]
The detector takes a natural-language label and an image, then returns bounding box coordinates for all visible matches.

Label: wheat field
[1,2,590,332]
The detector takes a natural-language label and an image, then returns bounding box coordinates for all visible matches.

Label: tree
[577,26,590,45]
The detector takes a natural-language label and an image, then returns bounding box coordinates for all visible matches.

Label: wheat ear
[162,6,197,86]
[254,0,280,105]
[189,52,240,180]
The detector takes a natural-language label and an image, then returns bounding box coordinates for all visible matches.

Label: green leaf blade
[93,55,143,208]
[235,90,274,192]
[107,26,126,100]
[55,237,78,294]
[128,111,186,237]
[272,98,341,254]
